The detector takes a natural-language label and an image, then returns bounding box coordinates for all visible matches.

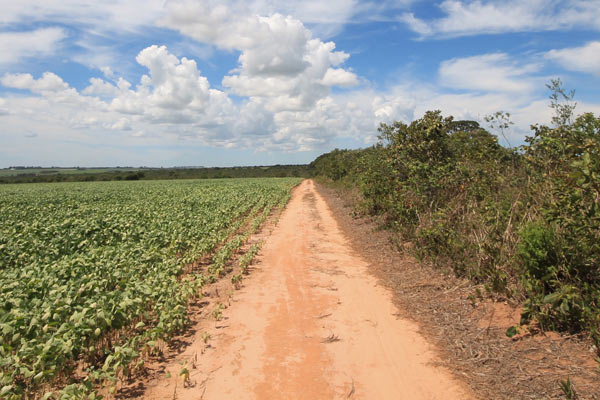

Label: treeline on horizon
[311,80,600,346]
[0,164,312,184]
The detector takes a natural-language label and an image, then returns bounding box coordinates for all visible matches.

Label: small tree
[547,78,577,128]
[484,111,514,148]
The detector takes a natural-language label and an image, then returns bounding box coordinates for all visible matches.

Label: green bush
[312,81,600,344]
[518,222,558,286]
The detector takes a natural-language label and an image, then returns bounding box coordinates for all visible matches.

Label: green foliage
[0,178,300,398]
[506,326,519,338]
[547,78,577,128]
[313,80,600,345]
[521,110,600,336]
[518,222,558,285]
[516,222,588,330]
[560,377,578,400]
[310,149,364,182]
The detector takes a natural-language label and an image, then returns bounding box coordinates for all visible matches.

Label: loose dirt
[141,180,474,399]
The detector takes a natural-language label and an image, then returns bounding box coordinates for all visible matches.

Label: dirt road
[143,180,473,399]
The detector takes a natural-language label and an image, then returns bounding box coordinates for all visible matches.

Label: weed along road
[143,179,473,399]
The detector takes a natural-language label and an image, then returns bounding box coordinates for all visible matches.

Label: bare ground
[137,179,474,399]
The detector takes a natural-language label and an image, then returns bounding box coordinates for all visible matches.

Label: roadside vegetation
[0,178,300,399]
[0,164,311,184]
[311,80,600,350]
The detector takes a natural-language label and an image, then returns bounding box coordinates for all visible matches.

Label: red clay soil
[140,179,474,399]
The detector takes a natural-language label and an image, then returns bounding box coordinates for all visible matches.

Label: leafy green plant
[0,177,301,398]
[179,365,191,388]
[505,326,519,338]
[212,304,224,321]
[560,377,578,400]
[231,273,243,289]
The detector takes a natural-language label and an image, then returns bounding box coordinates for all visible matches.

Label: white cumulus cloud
[0,1,166,34]
[546,41,600,75]
[162,2,357,109]
[2,72,69,93]
[0,28,66,66]
[401,0,600,38]
[439,53,540,92]
[321,68,359,87]
[0,42,364,151]
[2,4,599,163]
[83,77,121,97]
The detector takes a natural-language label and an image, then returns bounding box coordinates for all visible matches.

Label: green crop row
[0,178,301,399]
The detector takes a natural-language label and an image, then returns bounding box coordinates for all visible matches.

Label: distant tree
[447,120,480,134]
[485,111,514,148]
[547,78,577,128]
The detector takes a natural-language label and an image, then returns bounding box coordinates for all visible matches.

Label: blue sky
[0,0,599,168]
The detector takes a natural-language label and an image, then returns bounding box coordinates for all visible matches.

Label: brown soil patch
[316,181,600,399]
[475,302,521,330]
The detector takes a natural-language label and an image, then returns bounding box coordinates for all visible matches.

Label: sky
[0,0,599,168]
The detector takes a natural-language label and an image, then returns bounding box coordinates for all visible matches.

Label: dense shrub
[522,111,600,339]
[312,84,600,343]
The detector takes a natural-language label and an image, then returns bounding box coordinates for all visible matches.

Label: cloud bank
[0,0,599,167]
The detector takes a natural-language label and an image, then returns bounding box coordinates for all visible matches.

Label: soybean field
[0,178,301,399]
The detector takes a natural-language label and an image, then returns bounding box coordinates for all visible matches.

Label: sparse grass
[560,377,578,400]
